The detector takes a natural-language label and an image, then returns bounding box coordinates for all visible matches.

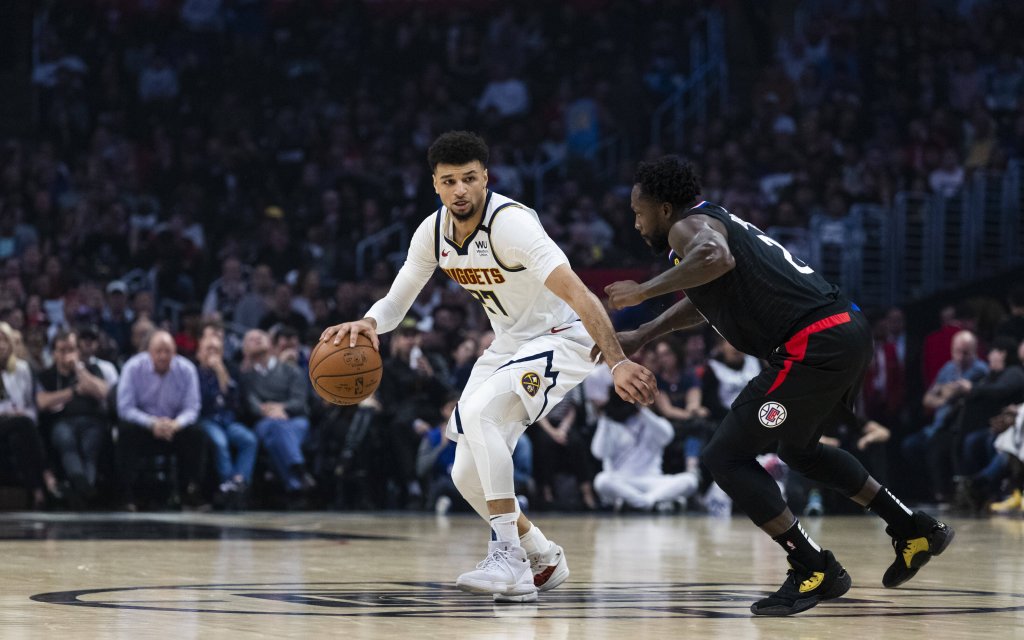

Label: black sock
[773,520,825,571]
[868,486,916,537]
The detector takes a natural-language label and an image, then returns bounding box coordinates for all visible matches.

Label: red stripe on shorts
[765,312,852,395]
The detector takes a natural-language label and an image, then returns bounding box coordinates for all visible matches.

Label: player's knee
[777,442,820,473]
[701,437,734,481]
[451,459,480,498]
[593,471,612,495]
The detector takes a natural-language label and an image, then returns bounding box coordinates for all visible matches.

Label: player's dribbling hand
[605,280,646,310]
[611,360,657,406]
[320,319,379,350]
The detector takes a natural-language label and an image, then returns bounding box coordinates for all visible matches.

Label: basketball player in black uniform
[601,156,954,616]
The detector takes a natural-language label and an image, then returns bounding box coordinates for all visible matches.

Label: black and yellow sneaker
[882,510,955,588]
[750,550,852,616]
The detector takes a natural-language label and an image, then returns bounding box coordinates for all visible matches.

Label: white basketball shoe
[456,541,538,602]
[493,541,570,603]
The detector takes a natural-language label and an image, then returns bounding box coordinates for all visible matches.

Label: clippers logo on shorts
[759,401,787,428]
[521,372,541,397]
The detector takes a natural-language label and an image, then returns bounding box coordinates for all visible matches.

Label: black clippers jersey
[669,201,841,359]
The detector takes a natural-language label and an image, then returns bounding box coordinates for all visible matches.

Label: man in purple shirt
[116,330,206,510]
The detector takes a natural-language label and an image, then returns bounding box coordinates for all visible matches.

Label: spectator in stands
[376,317,452,508]
[417,396,462,514]
[651,337,709,475]
[0,322,50,509]
[954,336,1024,508]
[259,283,309,338]
[591,392,699,512]
[76,325,119,386]
[239,329,312,501]
[202,257,248,322]
[902,330,988,503]
[36,330,109,508]
[234,264,275,330]
[116,330,206,510]
[531,387,597,510]
[100,280,134,356]
[196,332,257,504]
[996,286,1024,343]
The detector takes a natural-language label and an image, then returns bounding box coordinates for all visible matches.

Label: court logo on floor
[31,582,1024,619]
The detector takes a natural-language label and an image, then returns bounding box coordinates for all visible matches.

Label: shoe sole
[456,577,538,597]
[750,569,852,617]
[492,591,539,603]
[884,525,956,588]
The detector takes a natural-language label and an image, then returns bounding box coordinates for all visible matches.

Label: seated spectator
[651,337,710,475]
[902,330,988,503]
[100,280,134,356]
[202,257,249,322]
[76,325,120,386]
[990,402,1024,513]
[239,329,313,500]
[955,336,1024,508]
[233,264,275,330]
[116,330,206,510]
[258,283,309,338]
[36,330,110,508]
[417,396,462,514]
[531,387,597,510]
[196,332,258,504]
[591,392,699,512]
[0,322,50,509]
[376,318,453,508]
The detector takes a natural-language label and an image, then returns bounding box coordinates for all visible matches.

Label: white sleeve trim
[364,215,437,333]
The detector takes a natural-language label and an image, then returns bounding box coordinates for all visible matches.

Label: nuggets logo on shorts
[759,401,787,428]
[521,372,541,397]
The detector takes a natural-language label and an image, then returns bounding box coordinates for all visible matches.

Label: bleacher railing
[800,162,1022,310]
[355,222,409,280]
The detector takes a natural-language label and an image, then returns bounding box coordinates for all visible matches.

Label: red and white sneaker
[494,541,569,602]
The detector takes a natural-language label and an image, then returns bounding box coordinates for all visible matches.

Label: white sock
[489,512,519,544]
[519,524,551,555]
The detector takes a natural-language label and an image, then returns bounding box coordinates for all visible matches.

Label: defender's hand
[320,319,379,350]
[611,360,657,406]
[590,330,646,363]
[605,280,647,310]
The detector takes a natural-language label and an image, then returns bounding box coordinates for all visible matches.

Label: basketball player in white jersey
[321,131,656,602]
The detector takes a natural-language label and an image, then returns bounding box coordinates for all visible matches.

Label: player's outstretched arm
[545,264,657,406]
[606,215,735,309]
[589,297,706,363]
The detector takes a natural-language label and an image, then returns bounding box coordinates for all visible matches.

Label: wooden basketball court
[3,511,1022,638]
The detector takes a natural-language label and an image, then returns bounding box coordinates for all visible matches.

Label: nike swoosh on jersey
[441,249,450,257]
[550,320,579,334]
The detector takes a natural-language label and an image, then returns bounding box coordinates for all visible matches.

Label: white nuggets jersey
[435,192,578,343]
[366,191,578,344]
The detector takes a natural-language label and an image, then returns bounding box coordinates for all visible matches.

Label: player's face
[433,161,488,222]
[631,184,671,253]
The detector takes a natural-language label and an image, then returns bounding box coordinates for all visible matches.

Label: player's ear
[432,173,440,195]
[481,168,488,187]
[661,202,673,220]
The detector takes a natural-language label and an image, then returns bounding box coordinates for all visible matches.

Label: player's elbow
[695,240,735,276]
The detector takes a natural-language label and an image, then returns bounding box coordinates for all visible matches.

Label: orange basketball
[308,334,383,405]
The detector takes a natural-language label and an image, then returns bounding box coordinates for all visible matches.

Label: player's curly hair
[634,155,702,211]
[427,131,489,173]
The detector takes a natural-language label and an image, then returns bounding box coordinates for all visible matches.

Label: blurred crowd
[1,0,1024,513]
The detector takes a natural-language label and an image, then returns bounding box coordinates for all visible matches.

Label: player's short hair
[428,131,489,173]
[634,155,702,212]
